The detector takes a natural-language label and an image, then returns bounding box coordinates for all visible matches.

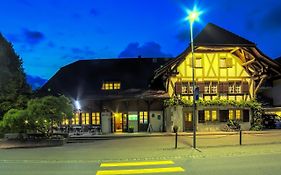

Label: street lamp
[186,6,202,149]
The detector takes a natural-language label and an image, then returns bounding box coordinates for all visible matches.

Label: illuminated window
[204,110,217,121]
[62,118,69,125]
[114,82,121,89]
[236,110,241,120]
[81,113,86,125]
[195,58,202,68]
[139,111,148,124]
[212,110,217,121]
[92,112,100,125]
[102,82,121,90]
[74,113,79,125]
[85,113,90,125]
[205,111,210,121]
[229,110,234,120]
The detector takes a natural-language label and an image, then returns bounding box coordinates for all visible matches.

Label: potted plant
[128,127,134,133]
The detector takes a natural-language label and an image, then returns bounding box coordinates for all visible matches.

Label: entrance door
[114,113,123,132]
[184,112,193,131]
[122,113,128,132]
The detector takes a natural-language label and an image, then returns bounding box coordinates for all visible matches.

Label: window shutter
[175,82,182,95]
[226,57,233,67]
[197,82,205,93]
[219,82,228,93]
[242,82,249,93]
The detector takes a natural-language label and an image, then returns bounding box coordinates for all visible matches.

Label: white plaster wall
[101,112,111,134]
[149,111,163,132]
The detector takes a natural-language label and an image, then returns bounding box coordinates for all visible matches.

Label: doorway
[184,112,193,131]
[113,113,123,132]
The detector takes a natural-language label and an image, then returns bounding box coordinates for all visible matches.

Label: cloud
[89,8,99,16]
[118,42,172,58]
[22,28,45,45]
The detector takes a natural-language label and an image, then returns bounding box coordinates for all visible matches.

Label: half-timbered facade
[154,23,281,132]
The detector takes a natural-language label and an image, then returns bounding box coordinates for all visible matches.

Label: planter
[128,127,134,133]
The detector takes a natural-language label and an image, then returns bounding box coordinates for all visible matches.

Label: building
[41,23,281,133]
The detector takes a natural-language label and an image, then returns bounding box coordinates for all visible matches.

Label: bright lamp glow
[185,6,203,24]
[75,100,81,110]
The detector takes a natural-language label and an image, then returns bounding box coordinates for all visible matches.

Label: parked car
[262,113,281,129]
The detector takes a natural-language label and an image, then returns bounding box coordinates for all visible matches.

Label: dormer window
[102,82,121,90]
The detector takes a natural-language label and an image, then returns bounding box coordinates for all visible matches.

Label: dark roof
[40,58,172,100]
[154,23,281,80]
[275,57,281,64]
[194,23,256,47]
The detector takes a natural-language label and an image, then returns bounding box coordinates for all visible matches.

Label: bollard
[239,130,242,145]
[173,125,179,149]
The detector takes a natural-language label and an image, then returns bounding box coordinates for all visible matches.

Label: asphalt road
[1,137,281,175]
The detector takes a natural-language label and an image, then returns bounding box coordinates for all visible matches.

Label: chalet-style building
[41,23,281,133]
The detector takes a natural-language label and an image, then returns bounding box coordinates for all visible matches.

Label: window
[139,111,148,124]
[85,113,90,125]
[73,113,79,125]
[62,118,69,125]
[92,112,100,125]
[195,58,202,68]
[229,110,234,120]
[236,110,241,120]
[181,82,194,95]
[182,83,189,95]
[220,57,233,68]
[204,110,218,122]
[228,82,241,94]
[102,82,121,90]
[204,82,218,94]
[212,110,217,121]
[81,113,86,124]
[205,111,211,121]
[235,83,241,93]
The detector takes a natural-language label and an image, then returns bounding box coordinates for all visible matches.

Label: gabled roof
[40,58,172,100]
[153,23,281,80]
[194,23,256,47]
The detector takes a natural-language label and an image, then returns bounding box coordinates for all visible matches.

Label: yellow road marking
[100,160,174,167]
[96,167,185,175]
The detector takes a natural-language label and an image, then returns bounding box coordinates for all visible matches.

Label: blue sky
[1,0,281,81]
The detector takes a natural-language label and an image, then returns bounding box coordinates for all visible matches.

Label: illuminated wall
[168,49,254,101]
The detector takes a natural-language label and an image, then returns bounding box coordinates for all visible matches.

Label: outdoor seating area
[59,125,102,136]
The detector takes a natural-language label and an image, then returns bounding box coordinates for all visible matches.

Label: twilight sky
[1,0,281,81]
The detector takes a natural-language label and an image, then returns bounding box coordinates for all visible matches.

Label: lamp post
[186,7,202,149]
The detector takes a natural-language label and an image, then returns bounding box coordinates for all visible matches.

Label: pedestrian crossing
[96,160,185,175]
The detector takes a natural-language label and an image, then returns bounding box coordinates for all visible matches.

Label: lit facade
[41,23,281,133]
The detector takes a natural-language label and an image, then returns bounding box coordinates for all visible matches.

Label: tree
[26,96,73,136]
[0,33,31,119]
[2,109,29,133]
[2,96,73,137]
